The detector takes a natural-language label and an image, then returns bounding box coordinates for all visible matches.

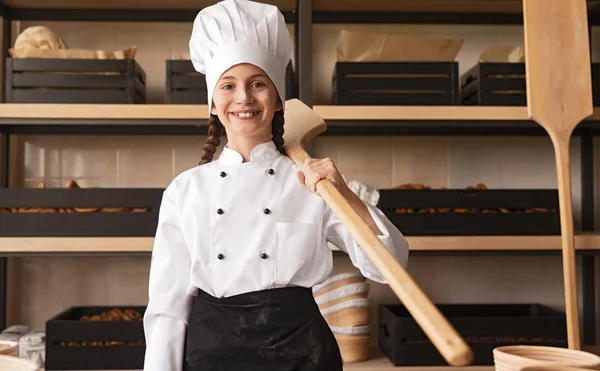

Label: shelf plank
[0,104,209,121]
[314,105,600,122]
[313,0,525,13]
[1,234,600,254]
[2,0,297,11]
[1,104,599,123]
[312,0,600,14]
[0,104,577,121]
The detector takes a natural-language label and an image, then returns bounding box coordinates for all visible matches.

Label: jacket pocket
[275,222,320,283]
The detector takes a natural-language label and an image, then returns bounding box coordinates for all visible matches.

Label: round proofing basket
[321,299,370,327]
[334,333,370,364]
[315,283,370,311]
[493,346,600,371]
[0,342,18,357]
[0,354,41,371]
[312,273,366,297]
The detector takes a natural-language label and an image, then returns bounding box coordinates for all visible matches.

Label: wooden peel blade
[523,0,594,350]
[282,98,473,367]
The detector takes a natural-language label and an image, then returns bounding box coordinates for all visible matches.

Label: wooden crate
[379,303,567,366]
[332,61,459,105]
[0,188,162,237]
[45,306,145,370]
[377,188,560,236]
[166,59,296,104]
[4,58,146,104]
[460,62,600,106]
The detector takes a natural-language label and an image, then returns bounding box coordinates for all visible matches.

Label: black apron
[183,286,343,371]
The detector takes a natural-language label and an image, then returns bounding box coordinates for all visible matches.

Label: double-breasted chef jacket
[143,140,409,371]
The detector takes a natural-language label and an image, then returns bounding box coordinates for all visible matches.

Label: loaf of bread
[14,26,68,50]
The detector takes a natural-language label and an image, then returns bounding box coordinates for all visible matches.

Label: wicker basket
[493,346,600,371]
[312,273,366,297]
[321,298,370,327]
[0,354,40,371]
[0,342,18,357]
[315,282,370,311]
[334,333,370,364]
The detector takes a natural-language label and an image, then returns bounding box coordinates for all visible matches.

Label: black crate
[46,306,146,370]
[165,59,296,104]
[460,62,600,106]
[5,58,146,104]
[379,304,567,366]
[332,62,459,105]
[377,188,560,236]
[0,188,163,237]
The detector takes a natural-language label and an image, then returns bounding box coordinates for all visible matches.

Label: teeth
[235,112,257,118]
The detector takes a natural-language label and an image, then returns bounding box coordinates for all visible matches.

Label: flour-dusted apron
[183,286,343,371]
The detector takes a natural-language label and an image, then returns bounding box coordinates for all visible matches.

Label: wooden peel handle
[286,145,473,367]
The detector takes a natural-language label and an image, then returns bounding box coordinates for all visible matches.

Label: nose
[234,85,254,104]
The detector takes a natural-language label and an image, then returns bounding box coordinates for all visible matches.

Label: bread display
[392,182,550,215]
[58,308,144,347]
[5,180,150,213]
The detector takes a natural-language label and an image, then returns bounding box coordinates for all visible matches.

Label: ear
[210,102,217,116]
[274,97,283,112]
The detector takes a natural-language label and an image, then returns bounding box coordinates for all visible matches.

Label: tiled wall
[7,19,600,346]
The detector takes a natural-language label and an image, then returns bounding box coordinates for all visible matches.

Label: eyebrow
[220,74,268,80]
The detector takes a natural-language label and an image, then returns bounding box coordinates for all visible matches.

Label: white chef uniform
[143,141,409,371]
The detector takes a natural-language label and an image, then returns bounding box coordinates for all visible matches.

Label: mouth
[230,111,261,119]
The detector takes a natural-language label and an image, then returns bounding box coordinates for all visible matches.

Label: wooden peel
[282,98,473,367]
[522,0,593,350]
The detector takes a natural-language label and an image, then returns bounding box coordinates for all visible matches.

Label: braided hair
[198,110,285,165]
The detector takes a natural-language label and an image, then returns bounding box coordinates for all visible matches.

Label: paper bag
[478,45,525,63]
[9,46,137,60]
[336,30,463,62]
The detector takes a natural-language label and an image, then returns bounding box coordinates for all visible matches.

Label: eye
[221,83,233,90]
[251,81,266,88]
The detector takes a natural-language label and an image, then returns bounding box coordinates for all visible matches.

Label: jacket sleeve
[143,187,193,371]
[323,200,409,283]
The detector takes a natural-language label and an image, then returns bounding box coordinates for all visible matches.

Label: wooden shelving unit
[0,0,599,370]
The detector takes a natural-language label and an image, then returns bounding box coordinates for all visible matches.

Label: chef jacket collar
[218,140,281,165]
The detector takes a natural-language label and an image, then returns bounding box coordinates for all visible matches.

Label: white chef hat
[189,0,292,114]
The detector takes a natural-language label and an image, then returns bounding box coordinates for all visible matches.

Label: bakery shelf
[1,104,600,136]
[34,346,600,371]
[0,0,297,23]
[0,0,295,10]
[2,234,600,257]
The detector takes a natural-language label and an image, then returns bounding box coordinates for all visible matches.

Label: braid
[271,110,285,155]
[199,114,224,165]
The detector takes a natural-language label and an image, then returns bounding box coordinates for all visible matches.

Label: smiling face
[210,63,282,145]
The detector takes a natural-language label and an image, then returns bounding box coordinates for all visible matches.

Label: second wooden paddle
[523,0,594,350]
[283,98,473,366]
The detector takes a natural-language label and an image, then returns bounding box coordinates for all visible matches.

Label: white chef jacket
[142,140,409,371]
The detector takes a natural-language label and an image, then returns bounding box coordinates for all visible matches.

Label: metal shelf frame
[0,0,597,352]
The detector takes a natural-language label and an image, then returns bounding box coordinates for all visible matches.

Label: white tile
[392,137,449,188]
[335,137,394,189]
[60,148,118,180]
